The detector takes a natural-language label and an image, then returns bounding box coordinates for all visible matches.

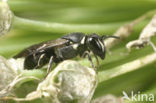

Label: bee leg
[82,51,95,69]
[45,56,54,77]
[94,54,99,68]
[34,54,45,69]
[87,53,95,69]
[33,52,37,60]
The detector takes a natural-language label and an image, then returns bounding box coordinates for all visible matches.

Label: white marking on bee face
[98,39,105,52]
[72,44,79,50]
[81,37,86,44]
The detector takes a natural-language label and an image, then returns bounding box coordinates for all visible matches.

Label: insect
[14,32,119,73]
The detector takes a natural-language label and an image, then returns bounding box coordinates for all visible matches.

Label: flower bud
[0,1,12,36]
[15,60,98,103]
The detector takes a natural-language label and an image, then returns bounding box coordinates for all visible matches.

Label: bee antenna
[102,35,120,40]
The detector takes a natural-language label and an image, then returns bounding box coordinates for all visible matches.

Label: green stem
[13,69,46,88]
[21,69,46,79]
[12,9,156,34]
[98,53,156,83]
[13,16,122,34]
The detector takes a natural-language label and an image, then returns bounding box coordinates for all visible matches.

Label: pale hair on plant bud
[0,56,16,98]
[0,1,12,36]
[0,56,25,98]
[0,56,16,90]
[1,60,98,103]
[27,60,98,103]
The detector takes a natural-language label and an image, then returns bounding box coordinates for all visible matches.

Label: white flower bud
[37,60,98,103]
[0,1,12,36]
[0,56,16,91]
[0,56,24,98]
[13,60,98,103]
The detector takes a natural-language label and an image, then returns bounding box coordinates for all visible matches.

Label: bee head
[87,34,105,59]
[87,33,120,59]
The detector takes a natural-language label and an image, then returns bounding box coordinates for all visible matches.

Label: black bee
[14,32,119,73]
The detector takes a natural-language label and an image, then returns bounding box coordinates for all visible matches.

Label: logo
[122,91,154,102]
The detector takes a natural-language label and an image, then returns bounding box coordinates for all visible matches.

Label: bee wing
[13,38,68,58]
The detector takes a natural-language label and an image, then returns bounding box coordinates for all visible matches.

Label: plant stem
[13,9,156,34]
[98,52,156,83]
[21,69,46,79]
[13,16,122,34]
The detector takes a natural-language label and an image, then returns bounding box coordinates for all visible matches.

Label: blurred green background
[0,0,156,102]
